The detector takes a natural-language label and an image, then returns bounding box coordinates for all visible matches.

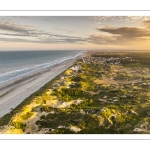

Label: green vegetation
[20,112,33,120]
[2,52,150,134]
[52,88,88,101]
[11,121,26,131]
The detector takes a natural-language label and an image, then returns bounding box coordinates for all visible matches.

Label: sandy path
[0,58,78,118]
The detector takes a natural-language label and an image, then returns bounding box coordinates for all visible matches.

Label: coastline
[0,54,85,118]
[1,51,150,134]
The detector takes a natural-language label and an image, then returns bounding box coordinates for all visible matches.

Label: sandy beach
[0,55,83,118]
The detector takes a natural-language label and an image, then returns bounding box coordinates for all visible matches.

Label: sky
[1,16,150,51]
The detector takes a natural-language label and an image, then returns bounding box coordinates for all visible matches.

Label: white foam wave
[0,51,83,84]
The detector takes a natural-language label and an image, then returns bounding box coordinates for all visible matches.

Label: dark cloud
[87,25,150,46]
[143,20,150,24]
[97,27,150,38]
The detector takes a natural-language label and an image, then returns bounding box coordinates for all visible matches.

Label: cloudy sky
[1,16,150,51]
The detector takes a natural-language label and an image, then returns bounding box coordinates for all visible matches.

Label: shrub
[20,112,33,120]
[11,121,26,130]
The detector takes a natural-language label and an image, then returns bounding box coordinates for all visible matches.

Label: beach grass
[0,67,70,127]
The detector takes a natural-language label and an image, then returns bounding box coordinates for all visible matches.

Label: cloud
[0,20,85,44]
[142,20,150,28]
[0,32,86,44]
[38,32,86,44]
[88,16,150,23]
[2,17,150,47]
[91,19,150,46]
[0,21,38,33]
[1,19,150,46]
[0,21,85,44]
[0,37,38,43]
[87,34,117,44]
[54,28,75,33]
[97,26,150,38]
[38,37,85,44]
[87,25,150,46]
[0,35,86,44]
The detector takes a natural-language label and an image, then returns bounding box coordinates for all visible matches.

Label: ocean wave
[0,51,83,84]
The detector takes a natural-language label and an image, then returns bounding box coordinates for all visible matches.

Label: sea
[0,50,84,84]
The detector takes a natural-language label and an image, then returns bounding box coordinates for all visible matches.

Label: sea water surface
[0,50,83,84]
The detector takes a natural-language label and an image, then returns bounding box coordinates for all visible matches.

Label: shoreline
[0,60,67,91]
[0,54,85,118]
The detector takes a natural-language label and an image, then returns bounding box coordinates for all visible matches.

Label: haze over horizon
[1,16,150,51]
